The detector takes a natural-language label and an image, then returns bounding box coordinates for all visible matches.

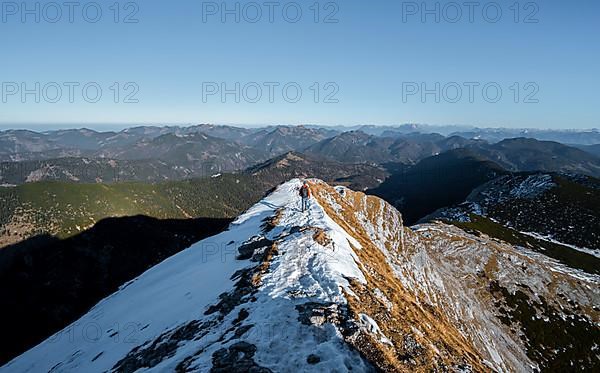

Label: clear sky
[1,0,599,131]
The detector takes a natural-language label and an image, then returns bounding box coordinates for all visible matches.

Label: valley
[5,2,599,370]
[1,124,599,371]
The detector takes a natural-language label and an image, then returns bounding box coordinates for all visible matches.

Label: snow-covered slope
[2,180,371,372]
[3,179,599,372]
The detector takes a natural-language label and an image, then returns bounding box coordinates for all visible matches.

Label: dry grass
[311,181,488,372]
[0,212,38,247]
[484,252,499,277]
[251,242,279,288]
[261,208,284,233]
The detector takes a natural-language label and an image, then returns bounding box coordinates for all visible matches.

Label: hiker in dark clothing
[299,180,311,212]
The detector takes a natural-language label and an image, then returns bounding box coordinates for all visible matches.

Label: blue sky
[1,0,599,130]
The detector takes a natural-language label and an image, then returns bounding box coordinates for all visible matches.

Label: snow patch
[510,174,555,199]
[357,313,393,346]
[519,230,600,258]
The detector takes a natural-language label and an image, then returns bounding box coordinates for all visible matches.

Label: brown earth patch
[312,227,333,247]
[261,208,284,233]
[251,243,278,287]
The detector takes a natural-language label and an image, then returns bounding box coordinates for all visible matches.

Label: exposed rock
[236,236,274,261]
[210,342,271,373]
[113,320,214,373]
[306,354,320,364]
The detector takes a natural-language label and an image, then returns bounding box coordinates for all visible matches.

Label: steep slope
[369,149,506,224]
[396,223,599,371]
[2,180,376,372]
[4,180,598,372]
[423,173,600,269]
[0,216,231,365]
[467,138,600,177]
[314,183,599,371]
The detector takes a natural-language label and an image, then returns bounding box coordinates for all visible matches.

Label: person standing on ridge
[299,180,312,212]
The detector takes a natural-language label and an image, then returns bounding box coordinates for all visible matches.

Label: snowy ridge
[2,179,372,372]
[3,178,599,372]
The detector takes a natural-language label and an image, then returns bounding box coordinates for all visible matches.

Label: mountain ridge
[4,179,598,372]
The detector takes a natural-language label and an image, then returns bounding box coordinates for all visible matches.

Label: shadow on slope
[369,149,506,225]
[0,215,232,365]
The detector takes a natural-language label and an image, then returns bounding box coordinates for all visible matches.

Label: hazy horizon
[2,0,599,129]
[0,122,599,133]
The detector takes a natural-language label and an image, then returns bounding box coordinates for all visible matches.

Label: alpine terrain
[3,179,598,372]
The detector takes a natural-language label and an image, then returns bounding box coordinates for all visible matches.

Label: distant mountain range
[304,123,600,144]
[575,143,600,158]
[2,125,599,369]
[3,124,598,185]
[1,124,599,160]
[304,130,488,165]
[311,132,600,176]
[2,123,600,248]
[465,137,600,176]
